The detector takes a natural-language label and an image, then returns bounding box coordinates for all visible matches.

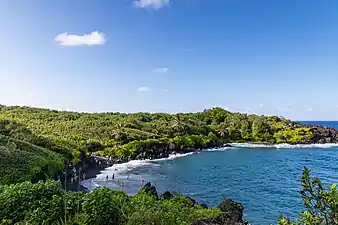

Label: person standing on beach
[112,174,115,180]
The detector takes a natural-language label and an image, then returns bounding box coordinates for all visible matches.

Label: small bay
[84,121,338,225]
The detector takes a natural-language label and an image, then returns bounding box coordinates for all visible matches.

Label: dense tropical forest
[0,105,319,162]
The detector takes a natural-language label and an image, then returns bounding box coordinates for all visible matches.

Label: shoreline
[80,142,338,192]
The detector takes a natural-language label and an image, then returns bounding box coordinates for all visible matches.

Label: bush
[0,135,63,185]
[278,167,338,225]
[81,187,129,225]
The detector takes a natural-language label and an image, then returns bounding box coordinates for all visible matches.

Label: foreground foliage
[0,181,222,225]
[278,168,338,225]
[0,168,337,225]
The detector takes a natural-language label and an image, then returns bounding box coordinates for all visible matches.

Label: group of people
[103,174,151,186]
[105,174,129,180]
[105,174,115,180]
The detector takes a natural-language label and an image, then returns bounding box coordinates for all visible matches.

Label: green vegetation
[0,168,336,225]
[0,180,222,225]
[0,105,313,159]
[0,134,63,185]
[0,105,335,224]
[0,105,317,185]
[278,168,338,225]
[274,128,313,144]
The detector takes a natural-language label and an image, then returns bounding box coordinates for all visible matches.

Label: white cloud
[138,86,150,92]
[259,104,264,108]
[153,67,169,73]
[54,31,106,46]
[134,0,169,9]
[306,108,313,112]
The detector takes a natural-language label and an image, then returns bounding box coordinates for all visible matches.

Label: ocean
[82,121,338,225]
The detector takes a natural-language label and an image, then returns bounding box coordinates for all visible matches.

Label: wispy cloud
[259,104,264,108]
[138,86,150,92]
[153,67,169,73]
[134,0,169,10]
[54,31,106,46]
[306,108,313,112]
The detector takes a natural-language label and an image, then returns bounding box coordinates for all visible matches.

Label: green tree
[278,167,338,225]
[240,120,251,140]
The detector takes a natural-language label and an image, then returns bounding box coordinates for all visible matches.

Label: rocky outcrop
[139,182,159,198]
[191,199,248,225]
[137,183,249,225]
[161,191,174,200]
[223,144,233,148]
[309,126,338,144]
[296,124,338,144]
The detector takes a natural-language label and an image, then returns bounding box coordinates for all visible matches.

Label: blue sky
[1,0,338,120]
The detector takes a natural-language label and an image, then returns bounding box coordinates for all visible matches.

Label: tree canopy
[0,105,313,161]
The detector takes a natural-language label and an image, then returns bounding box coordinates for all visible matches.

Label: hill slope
[0,105,337,162]
[0,134,63,185]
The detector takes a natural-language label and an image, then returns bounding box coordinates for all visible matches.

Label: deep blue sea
[83,121,338,225]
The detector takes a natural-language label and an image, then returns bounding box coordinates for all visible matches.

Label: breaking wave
[95,152,195,180]
[230,143,338,149]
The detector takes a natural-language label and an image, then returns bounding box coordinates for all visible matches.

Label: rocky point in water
[140,182,249,225]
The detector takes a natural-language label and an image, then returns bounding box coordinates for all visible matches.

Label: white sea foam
[91,179,101,187]
[230,143,338,149]
[95,152,196,180]
[274,143,338,149]
[153,152,195,161]
[206,147,233,152]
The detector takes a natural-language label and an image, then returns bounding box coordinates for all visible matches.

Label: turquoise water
[84,121,338,225]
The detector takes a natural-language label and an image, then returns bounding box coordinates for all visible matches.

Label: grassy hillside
[0,134,63,185]
[0,105,315,161]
